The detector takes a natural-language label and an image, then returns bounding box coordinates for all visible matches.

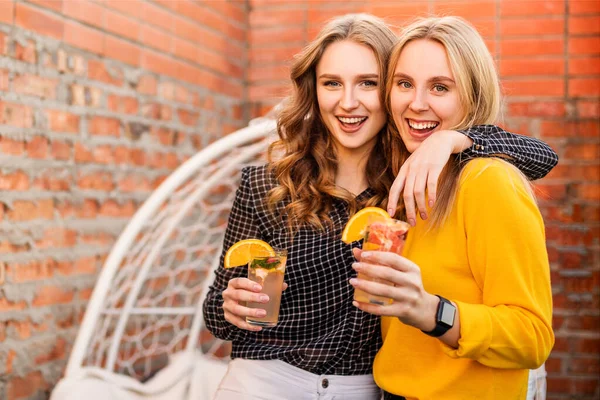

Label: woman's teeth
[408,120,438,130]
[338,117,367,124]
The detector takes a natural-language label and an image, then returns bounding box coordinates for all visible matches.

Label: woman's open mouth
[337,116,368,133]
[406,119,439,138]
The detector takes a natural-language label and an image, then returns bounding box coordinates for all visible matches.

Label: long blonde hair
[386,16,532,227]
[267,14,402,233]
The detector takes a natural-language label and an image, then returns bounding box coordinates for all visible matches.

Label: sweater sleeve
[440,158,554,369]
[202,167,261,341]
[458,125,559,180]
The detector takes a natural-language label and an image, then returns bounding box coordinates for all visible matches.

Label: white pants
[527,364,547,400]
[214,359,381,400]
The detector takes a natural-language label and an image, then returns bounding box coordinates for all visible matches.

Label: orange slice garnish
[224,239,275,268]
[341,207,390,244]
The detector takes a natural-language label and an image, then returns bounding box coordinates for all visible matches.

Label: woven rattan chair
[51,111,278,400]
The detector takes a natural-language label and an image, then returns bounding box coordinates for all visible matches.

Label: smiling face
[389,39,465,153]
[316,40,387,161]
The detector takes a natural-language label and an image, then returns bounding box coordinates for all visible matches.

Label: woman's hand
[387,130,473,225]
[222,277,287,332]
[349,249,438,331]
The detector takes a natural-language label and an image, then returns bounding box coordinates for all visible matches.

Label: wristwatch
[421,295,456,337]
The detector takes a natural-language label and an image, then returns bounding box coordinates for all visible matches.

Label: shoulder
[240,164,277,196]
[458,158,536,204]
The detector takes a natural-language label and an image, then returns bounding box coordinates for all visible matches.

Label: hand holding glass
[246,249,287,327]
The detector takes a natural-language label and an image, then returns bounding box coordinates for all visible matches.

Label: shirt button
[475,144,481,150]
[321,378,329,388]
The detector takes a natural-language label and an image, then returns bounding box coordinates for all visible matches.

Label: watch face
[440,303,456,326]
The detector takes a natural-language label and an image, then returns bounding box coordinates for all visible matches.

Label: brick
[33,170,71,191]
[569,37,600,55]
[51,140,71,160]
[249,65,290,82]
[143,1,175,32]
[88,116,121,137]
[250,46,300,64]
[28,0,63,12]
[569,15,600,34]
[0,0,14,24]
[88,60,123,86]
[107,95,138,115]
[56,256,97,275]
[501,38,564,56]
[0,137,25,156]
[565,143,600,160]
[569,57,600,75]
[140,24,172,53]
[0,170,29,191]
[81,232,115,246]
[7,199,53,222]
[137,74,157,95]
[103,35,141,66]
[0,102,34,128]
[577,100,600,118]
[35,336,67,365]
[508,101,566,117]
[33,285,75,307]
[578,183,600,201]
[250,9,306,27]
[14,39,37,63]
[251,27,304,46]
[248,83,291,101]
[500,17,565,36]
[62,0,103,27]
[500,0,565,16]
[12,74,58,99]
[432,1,496,19]
[0,69,8,91]
[541,120,600,138]
[104,0,144,16]
[502,79,565,97]
[69,84,102,107]
[499,58,565,77]
[99,199,136,217]
[77,171,115,191]
[571,0,600,14]
[63,21,104,54]
[0,296,27,312]
[104,8,141,42]
[7,371,49,399]
[569,78,600,96]
[177,109,199,126]
[73,142,92,163]
[36,228,77,249]
[8,259,54,282]
[118,174,152,193]
[15,3,64,40]
[46,109,80,133]
[26,136,49,159]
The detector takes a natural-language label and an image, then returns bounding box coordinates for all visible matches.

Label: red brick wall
[0,1,246,399]
[249,0,600,398]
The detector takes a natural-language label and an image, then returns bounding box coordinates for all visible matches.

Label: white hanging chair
[51,109,279,400]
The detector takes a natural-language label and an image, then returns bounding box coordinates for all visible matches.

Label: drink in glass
[246,249,287,327]
[354,217,410,305]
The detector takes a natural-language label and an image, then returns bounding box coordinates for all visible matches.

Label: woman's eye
[433,84,448,92]
[362,80,378,87]
[398,81,412,89]
[323,81,341,87]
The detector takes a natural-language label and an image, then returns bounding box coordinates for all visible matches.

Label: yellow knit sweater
[374,158,554,400]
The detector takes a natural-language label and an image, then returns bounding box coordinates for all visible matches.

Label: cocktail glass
[246,249,287,327]
[354,217,410,305]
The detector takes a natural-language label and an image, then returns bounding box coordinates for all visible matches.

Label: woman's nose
[409,90,429,112]
[340,88,359,110]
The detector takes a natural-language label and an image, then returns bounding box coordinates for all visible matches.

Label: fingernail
[361,251,371,259]
[253,285,262,291]
[428,200,434,208]
[259,295,269,302]
[387,208,394,216]
[408,218,416,226]
[256,310,267,317]
[349,278,358,286]
[352,301,359,307]
[352,262,361,271]
[420,212,427,220]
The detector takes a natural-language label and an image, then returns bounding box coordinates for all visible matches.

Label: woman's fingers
[388,165,407,216]
[412,168,428,220]
[223,311,263,332]
[403,169,418,226]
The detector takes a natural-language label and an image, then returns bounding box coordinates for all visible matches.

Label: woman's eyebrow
[318,73,379,79]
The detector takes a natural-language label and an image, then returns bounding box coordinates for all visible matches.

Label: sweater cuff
[458,128,495,158]
[440,301,492,361]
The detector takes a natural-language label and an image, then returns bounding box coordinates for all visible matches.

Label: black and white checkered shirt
[202,126,558,376]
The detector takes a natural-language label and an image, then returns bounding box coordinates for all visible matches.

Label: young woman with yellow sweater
[349,17,554,400]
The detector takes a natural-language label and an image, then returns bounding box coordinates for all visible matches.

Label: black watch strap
[421,295,456,338]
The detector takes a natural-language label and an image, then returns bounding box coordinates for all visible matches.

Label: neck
[335,151,370,196]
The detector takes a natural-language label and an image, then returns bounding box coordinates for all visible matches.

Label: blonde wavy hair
[386,16,533,228]
[267,14,402,233]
